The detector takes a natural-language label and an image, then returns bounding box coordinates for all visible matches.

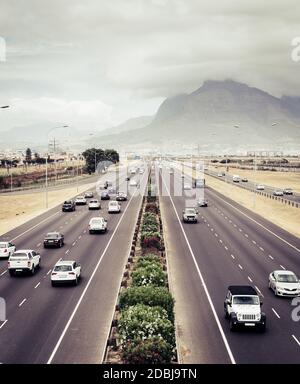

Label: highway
[158,165,300,363]
[206,168,300,204]
[0,165,147,363]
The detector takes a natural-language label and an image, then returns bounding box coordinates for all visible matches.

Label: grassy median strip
[104,170,177,364]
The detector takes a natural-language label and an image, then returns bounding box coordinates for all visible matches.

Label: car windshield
[0,243,7,248]
[233,296,259,305]
[64,201,72,204]
[54,265,72,272]
[77,196,84,199]
[101,192,108,195]
[91,218,103,224]
[12,253,28,258]
[46,233,59,239]
[277,274,298,283]
[90,200,98,203]
[110,202,117,206]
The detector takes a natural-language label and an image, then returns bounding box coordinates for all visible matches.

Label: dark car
[44,232,64,248]
[125,176,130,181]
[101,191,110,200]
[62,200,76,212]
[116,192,127,201]
[104,181,112,189]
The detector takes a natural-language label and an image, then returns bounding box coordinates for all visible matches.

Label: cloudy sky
[0,0,300,133]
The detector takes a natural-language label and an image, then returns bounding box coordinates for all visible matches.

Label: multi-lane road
[0,166,147,363]
[158,165,300,364]
[0,160,299,364]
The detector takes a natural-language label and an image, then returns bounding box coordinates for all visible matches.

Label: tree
[25,148,32,163]
[82,148,119,173]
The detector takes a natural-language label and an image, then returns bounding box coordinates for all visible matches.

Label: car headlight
[256,313,261,321]
[237,313,243,321]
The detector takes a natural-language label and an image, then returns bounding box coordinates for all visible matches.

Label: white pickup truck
[8,250,41,276]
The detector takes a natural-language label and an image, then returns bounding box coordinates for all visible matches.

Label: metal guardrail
[0,174,96,194]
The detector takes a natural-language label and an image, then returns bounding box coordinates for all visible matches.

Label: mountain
[96,80,300,153]
[98,115,153,136]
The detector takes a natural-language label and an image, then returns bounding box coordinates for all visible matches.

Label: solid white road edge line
[162,175,236,365]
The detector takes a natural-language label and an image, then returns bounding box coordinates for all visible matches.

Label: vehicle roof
[90,216,105,220]
[274,270,295,275]
[55,260,75,265]
[13,249,35,253]
[228,285,258,295]
[76,196,85,198]
[46,232,61,235]
[0,241,9,244]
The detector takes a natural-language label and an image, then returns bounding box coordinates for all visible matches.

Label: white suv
[224,285,266,332]
[8,250,41,276]
[108,201,121,213]
[0,241,16,259]
[89,217,108,233]
[51,260,81,286]
[88,199,101,210]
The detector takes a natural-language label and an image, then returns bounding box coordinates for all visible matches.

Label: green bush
[143,212,157,224]
[141,222,159,233]
[137,255,162,269]
[122,337,174,364]
[118,304,175,347]
[132,264,166,287]
[119,286,174,321]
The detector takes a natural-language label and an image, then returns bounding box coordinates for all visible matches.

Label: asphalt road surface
[0,165,147,363]
[158,165,300,364]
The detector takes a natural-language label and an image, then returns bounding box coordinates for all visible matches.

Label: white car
[283,188,293,195]
[269,270,300,297]
[89,217,107,233]
[108,201,121,213]
[183,183,192,190]
[75,196,87,205]
[116,192,127,201]
[256,185,265,191]
[139,169,144,174]
[218,173,223,177]
[232,175,240,182]
[273,190,284,197]
[0,241,16,259]
[88,199,101,210]
[51,260,81,286]
[129,180,137,187]
[84,191,94,198]
[8,250,41,276]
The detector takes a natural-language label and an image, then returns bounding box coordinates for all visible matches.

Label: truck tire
[9,270,14,277]
[31,266,35,275]
[229,317,236,332]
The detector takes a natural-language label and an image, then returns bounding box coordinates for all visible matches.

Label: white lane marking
[60,226,63,229]
[259,246,264,252]
[0,320,8,329]
[225,216,228,219]
[47,183,141,365]
[252,240,256,244]
[211,228,214,231]
[229,220,232,223]
[37,243,41,247]
[11,211,60,241]
[244,234,248,238]
[215,233,218,237]
[233,224,237,228]
[280,265,286,270]
[224,246,228,250]
[238,264,243,270]
[239,228,242,232]
[34,282,41,289]
[292,335,300,347]
[72,241,76,246]
[78,235,82,239]
[231,254,235,259]
[161,177,236,365]
[207,223,210,227]
[19,298,27,307]
[0,270,7,276]
[219,239,223,244]
[83,230,87,234]
[248,276,253,283]
[208,189,300,253]
[255,286,264,297]
[272,308,280,319]
[65,249,70,254]
[65,222,68,225]
[268,254,274,260]
[47,269,52,275]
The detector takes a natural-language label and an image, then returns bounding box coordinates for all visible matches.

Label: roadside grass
[0,182,95,236]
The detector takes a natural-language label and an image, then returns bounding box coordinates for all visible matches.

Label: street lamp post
[45,125,69,208]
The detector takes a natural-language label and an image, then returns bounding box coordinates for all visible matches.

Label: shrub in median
[119,286,174,321]
[141,232,161,250]
[132,264,166,287]
[122,337,174,364]
[136,254,162,269]
[145,202,158,214]
[118,304,175,347]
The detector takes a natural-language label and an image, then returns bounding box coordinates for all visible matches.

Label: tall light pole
[1,105,12,190]
[45,125,69,208]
